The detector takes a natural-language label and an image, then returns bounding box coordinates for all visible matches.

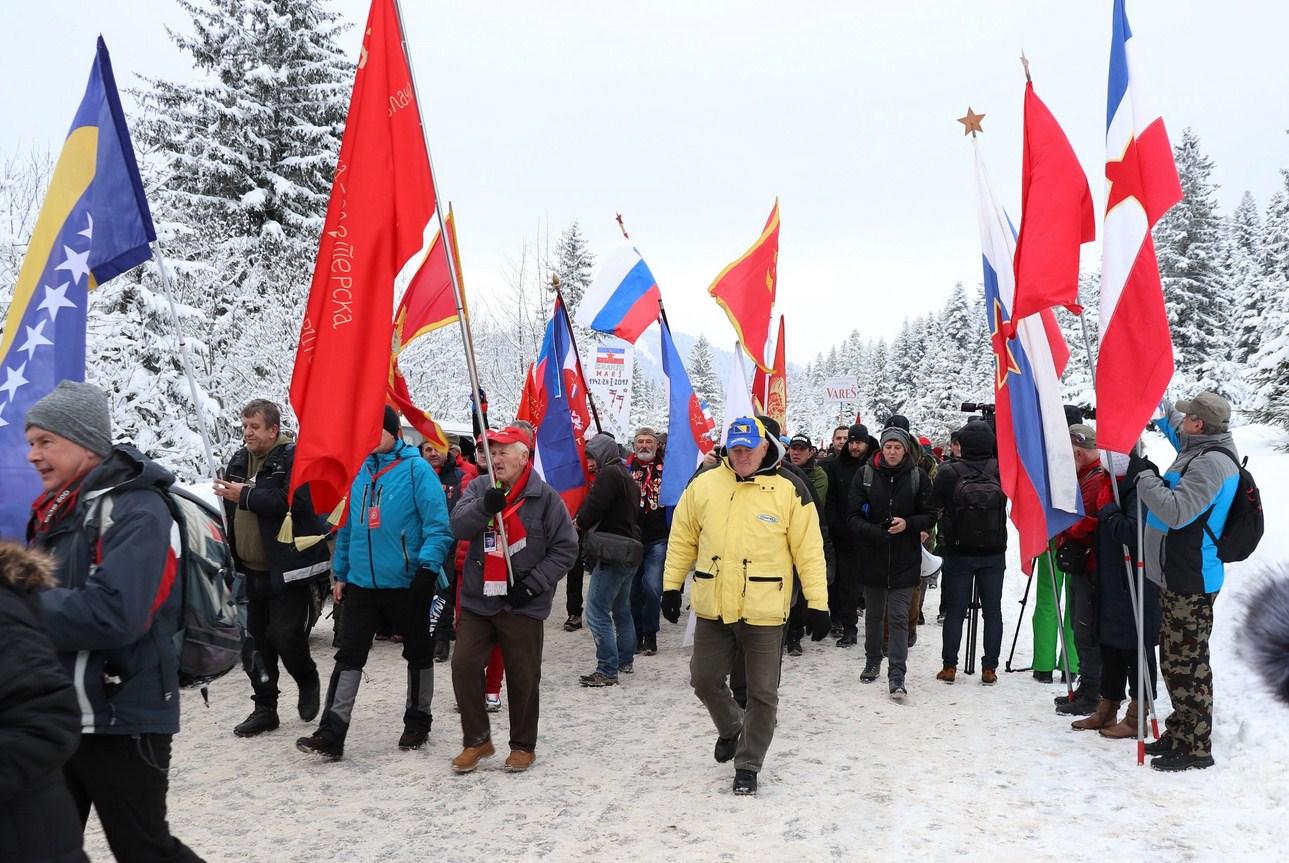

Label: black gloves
[807,608,831,642]
[507,574,541,608]
[1055,542,1090,575]
[1126,452,1159,486]
[413,565,437,586]
[1097,501,1121,521]
[483,488,507,514]
[661,589,682,624]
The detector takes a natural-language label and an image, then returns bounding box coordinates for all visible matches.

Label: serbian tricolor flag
[386,207,463,454]
[708,199,779,372]
[289,0,437,512]
[1096,0,1182,453]
[1010,82,1096,333]
[576,246,662,344]
[659,316,716,507]
[974,142,1082,572]
[527,296,592,513]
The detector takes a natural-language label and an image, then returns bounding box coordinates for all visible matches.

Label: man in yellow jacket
[661,417,830,796]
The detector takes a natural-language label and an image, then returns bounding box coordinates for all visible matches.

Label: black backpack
[947,459,1007,551]
[1190,447,1264,563]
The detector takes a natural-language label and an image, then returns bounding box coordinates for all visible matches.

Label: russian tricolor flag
[576,245,662,344]
[973,143,1082,572]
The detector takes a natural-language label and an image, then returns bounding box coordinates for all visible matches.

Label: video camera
[959,402,996,415]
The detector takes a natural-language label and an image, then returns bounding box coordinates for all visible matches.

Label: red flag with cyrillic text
[289,0,437,512]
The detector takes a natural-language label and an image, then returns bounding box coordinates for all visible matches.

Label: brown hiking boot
[451,740,496,773]
[1100,699,1140,739]
[981,668,998,685]
[1071,697,1120,731]
[504,749,536,772]
[935,665,956,684]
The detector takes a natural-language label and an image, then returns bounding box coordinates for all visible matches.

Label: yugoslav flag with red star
[528,295,591,513]
[1096,0,1182,453]
[973,141,1082,572]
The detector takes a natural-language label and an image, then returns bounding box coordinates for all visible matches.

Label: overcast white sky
[4,2,1288,363]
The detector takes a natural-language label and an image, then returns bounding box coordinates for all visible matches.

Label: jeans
[631,540,667,636]
[584,561,637,676]
[64,734,204,862]
[864,585,914,680]
[940,553,1005,670]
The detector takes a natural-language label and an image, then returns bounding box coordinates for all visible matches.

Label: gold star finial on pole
[958,107,986,137]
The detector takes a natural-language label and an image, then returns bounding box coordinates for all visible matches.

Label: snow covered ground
[87,426,1289,862]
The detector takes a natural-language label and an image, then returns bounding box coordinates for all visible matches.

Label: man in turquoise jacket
[298,407,453,760]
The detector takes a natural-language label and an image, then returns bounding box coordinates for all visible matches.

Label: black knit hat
[383,405,400,437]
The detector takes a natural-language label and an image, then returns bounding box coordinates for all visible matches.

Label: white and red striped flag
[1096,0,1183,453]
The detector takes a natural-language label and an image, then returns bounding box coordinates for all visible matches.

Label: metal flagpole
[391,0,513,583]
[1046,548,1075,700]
[1076,311,1159,756]
[150,240,220,480]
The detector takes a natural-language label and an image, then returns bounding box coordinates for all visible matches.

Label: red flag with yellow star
[708,199,779,372]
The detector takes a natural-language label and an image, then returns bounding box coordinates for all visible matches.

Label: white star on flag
[0,363,28,402]
[37,283,77,323]
[17,321,53,360]
[79,213,94,240]
[55,245,91,286]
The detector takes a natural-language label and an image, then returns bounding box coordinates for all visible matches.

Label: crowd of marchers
[0,382,1250,860]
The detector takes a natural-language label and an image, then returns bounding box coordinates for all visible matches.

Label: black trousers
[242,572,318,709]
[434,556,458,643]
[832,547,864,628]
[565,552,586,617]
[1100,643,1159,702]
[64,734,204,863]
[318,582,436,743]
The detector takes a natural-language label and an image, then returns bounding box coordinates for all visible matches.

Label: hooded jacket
[577,434,641,541]
[1136,404,1240,595]
[847,450,937,590]
[663,438,828,626]
[0,544,88,863]
[223,440,330,593]
[333,439,453,590]
[451,471,579,621]
[31,446,184,736]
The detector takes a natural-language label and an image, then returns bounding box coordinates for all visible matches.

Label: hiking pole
[1134,493,1154,765]
[964,577,981,675]
[1005,566,1035,672]
[1046,549,1076,701]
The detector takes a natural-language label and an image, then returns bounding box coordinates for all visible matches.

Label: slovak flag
[973,142,1082,572]
[659,317,715,507]
[1096,0,1182,454]
[575,245,662,344]
[528,296,591,513]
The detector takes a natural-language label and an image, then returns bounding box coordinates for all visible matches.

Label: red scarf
[30,476,87,540]
[483,461,533,596]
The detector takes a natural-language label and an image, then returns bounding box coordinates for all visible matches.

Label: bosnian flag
[529,296,591,513]
[659,317,715,507]
[974,142,1082,572]
[576,245,662,344]
[1096,0,1182,454]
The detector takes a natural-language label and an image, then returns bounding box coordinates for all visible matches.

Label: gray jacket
[451,472,578,620]
[1137,405,1240,595]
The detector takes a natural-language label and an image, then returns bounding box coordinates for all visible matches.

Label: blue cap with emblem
[725,416,766,450]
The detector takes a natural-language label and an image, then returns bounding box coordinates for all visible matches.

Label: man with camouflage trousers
[1126,392,1239,772]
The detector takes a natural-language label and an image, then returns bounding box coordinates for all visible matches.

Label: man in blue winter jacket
[297,406,453,760]
[25,381,204,862]
[1127,391,1239,772]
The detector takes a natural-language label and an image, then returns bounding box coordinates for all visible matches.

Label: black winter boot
[714,730,740,763]
[298,675,321,722]
[732,769,757,796]
[234,707,279,738]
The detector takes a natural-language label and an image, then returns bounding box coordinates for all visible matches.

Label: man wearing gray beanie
[25,381,206,861]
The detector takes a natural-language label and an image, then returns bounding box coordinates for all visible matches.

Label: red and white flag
[288,0,438,512]
[1096,0,1182,454]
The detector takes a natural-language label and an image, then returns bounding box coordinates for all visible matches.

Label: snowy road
[86,428,1288,862]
